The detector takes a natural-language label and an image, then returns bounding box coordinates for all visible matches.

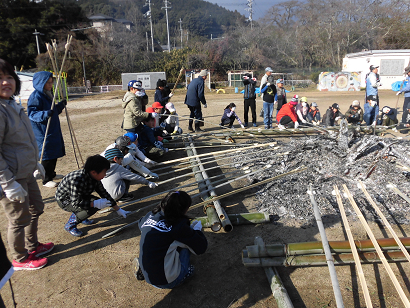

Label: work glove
[274,101,278,105]
[93,198,112,209]
[243,76,249,80]
[152,112,157,118]
[266,83,271,86]
[370,101,376,107]
[59,99,67,107]
[301,119,307,124]
[171,130,177,135]
[47,110,54,118]
[294,121,299,129]
[148,172,159,179]
[203,103,207,108]
[33,162,46,180]
[372,121,376,126]
[168,93,174,98]
[397,92,402,96]
[251,77,256,81]
[3,181,27,203]
[148,182,158,189]
[190,220,203,231]
[313,121,319,126]
[378,111,383,116]
[335,116,341,121]
[144,158,157,166]
[116,208,130,218]
[240,124,245,129]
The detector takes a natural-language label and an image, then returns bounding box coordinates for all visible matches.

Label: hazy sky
[205,0,275,20]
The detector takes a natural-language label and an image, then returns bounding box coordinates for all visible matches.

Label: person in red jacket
[276,98,299,129]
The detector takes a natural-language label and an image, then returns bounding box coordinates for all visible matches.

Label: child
[276,99,299,129]
[154,79,173,107]
[275,79,287,114]
[345,100,363,125]
[242,73,257,127]
[296,97,309,124]
[322,103,344,127]
[122,80,149,133]
[307,102,321,125]
[136,114,169,157]
[134,191,208,288]
[363,96,379,126]
[152,101,163,127]
[378,106,398,126]
[0,58,53,270]
[163,102,182,135]
[124,132,158,168]
[101,148,157,203]
[55,155,129,237]
[220,103,245,129]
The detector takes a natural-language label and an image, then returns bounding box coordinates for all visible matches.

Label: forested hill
[77,0,246,39]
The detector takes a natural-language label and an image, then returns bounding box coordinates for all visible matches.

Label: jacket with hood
[276,103,298,123]
[243,77,256,100]
[122,91,149,130]
[378,107,398,126]
[184,76,206,107]
[0,97,38,186]
[154,88,169,107]
[322,107,344,126]
[345,106,363,123]
[27,71,65,161]
[276,87,287,111]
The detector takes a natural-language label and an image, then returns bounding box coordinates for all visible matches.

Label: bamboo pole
[387,182,410,205]
[170,67,184,95]
[308,184,344,308]
[254,236,294,308]
[343,184,410,307]
[193,212,270,228]
[334,185,372,308]
[359,181,410,263]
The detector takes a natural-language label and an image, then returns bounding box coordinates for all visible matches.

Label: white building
[342,50,410,89]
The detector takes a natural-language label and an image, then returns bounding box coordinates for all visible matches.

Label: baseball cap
[128,80,143,90]
[124,132,138,142]
[311,102,318,107]
[276,79,284,84]
[370,65,379,71]
[332,103,339,109]
[152,102,163,109]
[265,67,273,72]
[146,107,155,113]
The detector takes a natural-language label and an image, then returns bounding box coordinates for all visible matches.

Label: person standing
[275,78,287,114]
[184,69,208,132]
[0,59,53,270]
[366,65,381,103]
[260,67,273,94]
[260,75,277,129]
[242,73,257,127]
[154,79,173,107]
[27,71,66,188]
[122,80,149,134]
[397,66,410,123]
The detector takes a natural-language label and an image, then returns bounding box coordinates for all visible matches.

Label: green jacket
[122,91,149,129]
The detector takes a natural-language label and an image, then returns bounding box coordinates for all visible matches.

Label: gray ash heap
[230,126,410,226]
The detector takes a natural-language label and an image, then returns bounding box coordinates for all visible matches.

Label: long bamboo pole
[359,181,410,263]
[194,212,270,228]
[387,182,410,205]
[334,185,372,308]
[308,184,344,308]
[170,67,184,95]
[343,184,410,307]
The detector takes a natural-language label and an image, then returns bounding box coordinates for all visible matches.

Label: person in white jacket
[101,148,158,203]
[162,102,183,135]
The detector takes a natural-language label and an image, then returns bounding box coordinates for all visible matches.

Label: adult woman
[0,59,53,270]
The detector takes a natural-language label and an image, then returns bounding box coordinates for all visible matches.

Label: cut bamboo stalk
[308,184,344,308]
[343,184,410,308]
[193,212,270,228]
[387,182,410,205]
[254,236,294,308]
[359,181,410,263]
[334,185,372,308]
[242,250,410,267]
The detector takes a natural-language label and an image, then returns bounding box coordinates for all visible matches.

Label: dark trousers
[41,158,57,184]
[188,105,202,124]
[279,116,295,127]
[244,98,256,124]
[57,198,99,223]
[402,97,410,123]
[221,116,235,127]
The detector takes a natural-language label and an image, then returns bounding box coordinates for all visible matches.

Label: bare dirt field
[1,87,410,308]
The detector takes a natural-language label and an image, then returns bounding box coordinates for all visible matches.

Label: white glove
[168,93,174,98]
[301,119,307,124]
[397,92,401,96]
[294,122,299,129]
[191,220,202,231]
[370,101,376,107]
[152,112,157,118]
[144,158,157,165]
[372,121,376,126]
[33,162,46,180]
[266,83,271,86]
[335,116,341,121]
[243,76,249,80]
[241,124,245,129]
[116,208,130,218]
[93,198,112,209]
[149,172,159,179]
[274,101,278,105]
[313,121,319,126]
[203,104,207,108]
[3,181,27,203]
[148,182,158,189]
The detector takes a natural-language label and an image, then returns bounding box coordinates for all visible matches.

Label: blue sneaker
[244,123,248,127]
[81,219,95,225]
[64,223,83,237]
[253,123,257,127]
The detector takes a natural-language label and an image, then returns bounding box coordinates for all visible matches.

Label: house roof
[115,19,134,25]
[88,14,115,21]
[345,49,410,58]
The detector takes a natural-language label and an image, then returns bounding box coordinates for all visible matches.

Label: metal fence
[67,85,122,94]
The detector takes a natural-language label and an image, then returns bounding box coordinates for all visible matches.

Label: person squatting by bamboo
[220,103,245,129]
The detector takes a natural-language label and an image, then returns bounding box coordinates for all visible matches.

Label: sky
[205,0,276,20]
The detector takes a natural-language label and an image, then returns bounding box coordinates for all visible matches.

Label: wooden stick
[334,185,372,308]
[343,184,410,307]
[170,67,184,95]
[359,181,410,263]
[387,182,410,205]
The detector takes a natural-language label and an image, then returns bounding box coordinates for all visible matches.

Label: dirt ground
[1,87,410,308]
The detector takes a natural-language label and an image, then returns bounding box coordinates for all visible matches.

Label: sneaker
[264,125,269,129]
[43,181,58,188]
[253,123,257,127]
[278,124,285,130]
[13,254,48,271]
[64,224,83,237]
[244,123,248,127]
[118,193,134,203]
[132,257,145,281]
[81,219,95,225]
[53,174,64,180]
[29,242,54,257]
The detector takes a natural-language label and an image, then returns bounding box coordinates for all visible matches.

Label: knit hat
[104,148,124,161]
[165,102,176,113]
[152,102,163,109]
[332,103,340,109]
[157,79,166,88]
[311,102,318,107]
[115,136,131,151]
[124,132,138,142]
[352,100,360,107]
[265,67,273,72]
[146,107,155,113]
[199,69,208,77]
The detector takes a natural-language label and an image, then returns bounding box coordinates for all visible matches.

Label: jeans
[402,97,410,123]
[153,248,192,289]
[263,102,274,127]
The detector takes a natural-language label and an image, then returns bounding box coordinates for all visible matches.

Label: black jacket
[322,107,344,126]
[243,78,256,100]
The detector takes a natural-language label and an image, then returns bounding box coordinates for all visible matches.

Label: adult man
[366,65,381,103]
[397,66,410,123]
[275,79,287,113]
[260,67,277,129]
[184,69,208,132]
[242,73,257,127]
[260,67,273,95]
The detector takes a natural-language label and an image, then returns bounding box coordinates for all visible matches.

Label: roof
[88,14,115,21]
[345,49,410,58]
[115,19,134,25]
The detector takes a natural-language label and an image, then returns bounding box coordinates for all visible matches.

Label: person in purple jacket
[220,103,245,129]
[134,191,208,289]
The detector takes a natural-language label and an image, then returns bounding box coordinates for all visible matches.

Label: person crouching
[276,99,299,129]
[220,103,245,129]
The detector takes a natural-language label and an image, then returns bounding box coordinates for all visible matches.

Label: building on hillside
[342,50,410,90]
[88,14,134,33]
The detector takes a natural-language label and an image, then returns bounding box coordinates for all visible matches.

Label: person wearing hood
[322,103,344,127]
[154,79,173,107]
[377,106,398,126]
[184,69,208,132]
[276,99,299,129]
[345,100,363,125]
[27,71,66,188]
[122,80,149,134]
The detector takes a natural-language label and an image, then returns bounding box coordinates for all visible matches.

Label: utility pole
[146,32,149,51]
[162,0,171,52]
[33,29,44,54]
[178,18,183,48]
[144,0,154,52]
[245,0,254,30]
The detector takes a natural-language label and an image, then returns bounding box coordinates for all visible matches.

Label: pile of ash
[230,131,410,226]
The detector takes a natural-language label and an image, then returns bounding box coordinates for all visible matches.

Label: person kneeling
[220,103,245,129]
[276,99,299,129]
[134,191,208,289]
[345,100,363,125]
